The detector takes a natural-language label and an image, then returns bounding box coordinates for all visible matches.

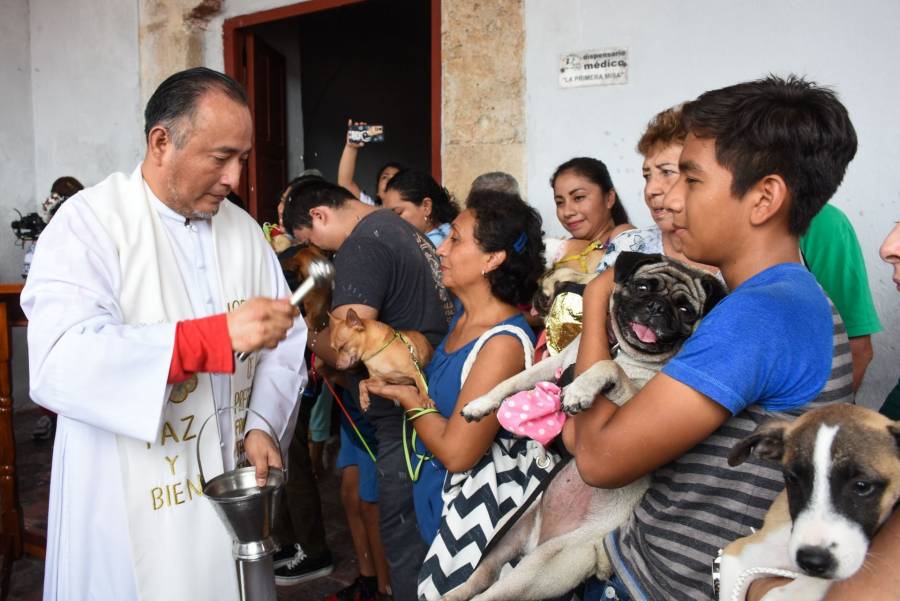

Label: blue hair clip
[512,231,527,254]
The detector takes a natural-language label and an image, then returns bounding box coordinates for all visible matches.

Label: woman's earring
[481,269,486,277]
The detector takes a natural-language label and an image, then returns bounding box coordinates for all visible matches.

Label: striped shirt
[605,303,852,600]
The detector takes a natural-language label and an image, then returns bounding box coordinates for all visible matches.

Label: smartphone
[348,124,385,144]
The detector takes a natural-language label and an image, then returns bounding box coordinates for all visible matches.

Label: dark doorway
[224,0,438,223]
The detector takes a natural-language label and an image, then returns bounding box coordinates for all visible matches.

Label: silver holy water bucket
[197,407,287,601]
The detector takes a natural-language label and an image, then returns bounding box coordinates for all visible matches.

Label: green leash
[366,330,430,395]
[403,407,439,481]
[365,328,435,481]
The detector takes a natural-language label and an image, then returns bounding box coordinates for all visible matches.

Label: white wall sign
[559,47,628,88]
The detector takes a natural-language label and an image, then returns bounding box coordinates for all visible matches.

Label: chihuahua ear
[613,252,665,285]
[728,419,790,466]
[345,308,365,331]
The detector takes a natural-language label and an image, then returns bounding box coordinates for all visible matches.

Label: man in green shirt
[800,203,882,392]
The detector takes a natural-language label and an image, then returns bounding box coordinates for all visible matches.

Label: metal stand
[237,553,277,601]
[198,407,286,601]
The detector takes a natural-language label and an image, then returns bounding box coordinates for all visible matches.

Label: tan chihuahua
[329,308,434,411]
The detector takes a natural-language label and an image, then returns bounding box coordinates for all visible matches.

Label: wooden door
[246,32,287,223]
[223,0,441,190]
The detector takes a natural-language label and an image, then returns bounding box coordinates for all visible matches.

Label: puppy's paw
[561,380,597,414]
[461,394,502,422]
[562,362,621,414]
[358,381,372,412]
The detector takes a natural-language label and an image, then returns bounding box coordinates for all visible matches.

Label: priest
[22,67,306,601]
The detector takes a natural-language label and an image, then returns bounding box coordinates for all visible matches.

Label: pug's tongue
[630,322,658,344]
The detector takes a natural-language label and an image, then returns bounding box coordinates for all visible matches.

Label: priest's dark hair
[144,67,249,147]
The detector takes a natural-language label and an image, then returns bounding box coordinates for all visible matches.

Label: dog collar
[711,549,722,599]
[364,331,400,362]
[363,330,430,396]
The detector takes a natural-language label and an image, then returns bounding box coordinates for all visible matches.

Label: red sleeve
[167,314,235,383]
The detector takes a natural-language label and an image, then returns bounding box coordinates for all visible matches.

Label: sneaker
[323,575,378,601]
[272,543,300,569]
[32,415,54,441]
[274,546,334,586]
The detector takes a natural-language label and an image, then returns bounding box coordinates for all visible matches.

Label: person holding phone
[338,118,403,206]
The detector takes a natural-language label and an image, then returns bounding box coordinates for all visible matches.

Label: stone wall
[440,0,527,200]
[140,0,529,199]
[139,0,225,106]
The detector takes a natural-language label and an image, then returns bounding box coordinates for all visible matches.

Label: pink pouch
[497,380,567,447]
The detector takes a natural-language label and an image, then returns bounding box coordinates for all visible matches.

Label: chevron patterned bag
[417,325,560,601]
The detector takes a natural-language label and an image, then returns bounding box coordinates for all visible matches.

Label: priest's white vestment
[22,166,307,601]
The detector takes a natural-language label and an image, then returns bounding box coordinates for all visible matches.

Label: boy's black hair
[682,74,857,236]
[282,179,356,232]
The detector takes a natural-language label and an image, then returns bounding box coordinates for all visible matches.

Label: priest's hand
[227,297,299,353]
[244,429,282,487]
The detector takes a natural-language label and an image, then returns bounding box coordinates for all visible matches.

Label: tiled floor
[8,406,357,601]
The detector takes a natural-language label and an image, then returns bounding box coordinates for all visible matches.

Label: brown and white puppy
[720,404,900,601]
[329,308,434,411]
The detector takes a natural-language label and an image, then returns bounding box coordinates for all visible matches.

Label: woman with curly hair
[381,169,460,247]
[367,189,545,546]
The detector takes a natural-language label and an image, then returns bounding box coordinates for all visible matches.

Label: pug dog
[463,252,726,421]
[445,253,727,601]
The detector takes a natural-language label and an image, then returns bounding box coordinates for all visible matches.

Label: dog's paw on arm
[358,380,372,412]
[461,395,497,422]
[561,382,596,414]
[562,360,621,414]
[562,373,613,413]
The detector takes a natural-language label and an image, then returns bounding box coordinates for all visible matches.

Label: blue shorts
[308,384,333,443]
[337,424,379,503]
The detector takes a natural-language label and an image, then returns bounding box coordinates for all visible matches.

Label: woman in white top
[535,157,634,356]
